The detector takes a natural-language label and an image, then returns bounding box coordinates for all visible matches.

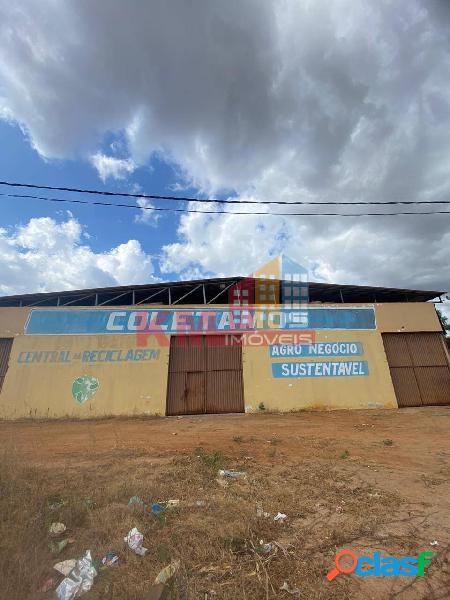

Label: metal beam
[62,294,96,306]
[207,281,237,304]
[172,283,202,305]
[136,288,167,305]
[99,291,131,306]
[202,283,207,304]
[28,296,56,307]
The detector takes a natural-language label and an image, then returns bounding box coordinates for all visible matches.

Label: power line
[0,179,449,206]
[2,191,450,217]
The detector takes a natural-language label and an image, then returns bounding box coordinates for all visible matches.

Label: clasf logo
[327,550,433,581]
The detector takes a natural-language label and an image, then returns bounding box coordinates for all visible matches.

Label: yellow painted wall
[375,302,442,333]
[0,307,29,337]
[242,329,398,412]
[0,301,442,418]
[0,334,169,419]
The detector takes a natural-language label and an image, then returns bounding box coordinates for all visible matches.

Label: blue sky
[0,1,448,311]
[0,119,186,278]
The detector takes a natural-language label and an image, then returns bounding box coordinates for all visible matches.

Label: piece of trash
[39,576,56,593]
[430,540,439,546]
[199,565,232,575]
[218,469,247,478]
[49,539,74,555]
[368,492,381,498]
[48,499,67,511]
[166,499,180,508]
[55,550,97,600]
[124,527,148,556]
[82,498,96,509]
[256,504,270,518]
[187,500,206,507]
[258,541,274,554]
[151,502,165,515]
[50,522,67,535]
[335,505,343,514]
[274,512,288,522]
[101,552,119,568]
[128,495,144,506]
[154,559,181,584]
[280,581,301,597]
[54,559,77,576]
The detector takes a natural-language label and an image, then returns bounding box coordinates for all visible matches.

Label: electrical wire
[2,191,450,217]
[0,179,449,206]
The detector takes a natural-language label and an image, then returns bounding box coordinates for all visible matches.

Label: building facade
[0,278,449,419]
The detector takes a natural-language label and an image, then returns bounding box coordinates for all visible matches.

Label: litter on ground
[274,512,288,522]
[101,552,119,567]
[49,538,74,555]
[55,550,97,600]
[165,499,180,508]
[124,527,148,556]
[256,504,270,518]
[218,469,247,478]
[151,502,165,515]
[49,522,67,535]
[39,576,56,593]
[128,495,144,506]
[54,559,77,576]
[280,581,302,597]
[154,559,181,584]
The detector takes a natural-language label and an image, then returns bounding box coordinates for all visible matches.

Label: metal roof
[0,277,444,307]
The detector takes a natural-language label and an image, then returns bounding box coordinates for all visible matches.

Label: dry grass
[0,444,408,600]
[2,408,450,599]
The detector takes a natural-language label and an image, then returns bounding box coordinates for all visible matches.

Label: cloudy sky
[0,0,449,310]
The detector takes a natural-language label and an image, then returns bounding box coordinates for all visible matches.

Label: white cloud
[0,216,157,295]
[90,152,136,181]
[0,1,450,292]
[134,197,160,226]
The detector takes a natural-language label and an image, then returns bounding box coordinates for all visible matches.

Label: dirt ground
[1,407,449,599]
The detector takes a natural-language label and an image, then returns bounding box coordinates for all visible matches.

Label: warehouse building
[0,274,449,419]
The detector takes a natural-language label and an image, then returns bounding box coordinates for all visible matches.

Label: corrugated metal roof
[0,276,444,307]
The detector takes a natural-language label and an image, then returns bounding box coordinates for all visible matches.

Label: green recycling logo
[72,375,100,405]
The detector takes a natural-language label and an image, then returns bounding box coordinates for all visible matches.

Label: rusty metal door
[0,338,13,394]
[205,337,244,414]
[166,335,244,415]
[382,333,450,407]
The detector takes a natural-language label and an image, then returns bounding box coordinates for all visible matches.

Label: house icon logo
[228,255,309,328]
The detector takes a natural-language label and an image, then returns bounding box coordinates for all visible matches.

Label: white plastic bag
[49,522,67,535]
[54,559,76,576]
[124,527,148,556]
[55,550,97,599]
[274,512,288,522]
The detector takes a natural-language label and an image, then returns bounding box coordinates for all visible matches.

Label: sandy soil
[1,407,449,599]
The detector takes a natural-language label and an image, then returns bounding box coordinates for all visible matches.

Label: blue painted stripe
[272,360,369,378]
[25,307,376,335]
[270,341,363,357]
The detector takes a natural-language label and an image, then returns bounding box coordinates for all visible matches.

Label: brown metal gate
[0,338,13,394]
[166,335,244,415]
[382,332,450,407]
